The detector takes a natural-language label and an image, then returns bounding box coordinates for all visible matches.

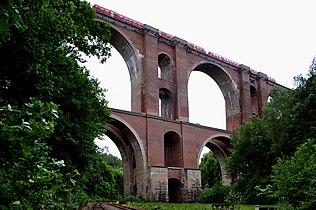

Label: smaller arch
[158,53,174,81]
[168,178,182,203]
[250,85,259,107]
[197,133,231,161]
[159,88,175,119]
[250,85,259,116]
[198,134,232,185]
[110,114,147,165]
[107,114,147,197]
[164,131,182,167]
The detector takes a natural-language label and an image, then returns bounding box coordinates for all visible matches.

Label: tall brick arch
[106,114,147,197]
[108,26,143,112]
[92,4,286,202]
[188,62,240,130]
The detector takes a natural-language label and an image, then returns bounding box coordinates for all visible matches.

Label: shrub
[198,184,230,203]
[272,138,316,209]
[0,99,78,209]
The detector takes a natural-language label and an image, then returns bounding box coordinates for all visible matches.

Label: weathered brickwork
[93,5,286,202]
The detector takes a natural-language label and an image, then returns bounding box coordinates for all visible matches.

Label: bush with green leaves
[272,138,316,209]
[0,99,79,209]
[80,152,123,199]
[198,184,230,203]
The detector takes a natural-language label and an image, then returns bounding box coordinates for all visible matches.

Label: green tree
[272,138,316,209]
[227,58,316,205]
[0,99,79,209]
[81,152,123,199]
[199,151,221,188]
[264,58,316,158]
[80,145,124,199]
[102,152,123,169]
[0,0,26,46]
[0,0,118,205]
[227,116,275,204]
[270,59,316,209]
[0,0,112,171]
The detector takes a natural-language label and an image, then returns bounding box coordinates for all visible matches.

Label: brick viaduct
[92,4,285,202]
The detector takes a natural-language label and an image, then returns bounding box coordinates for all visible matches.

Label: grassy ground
[129,202,260,210]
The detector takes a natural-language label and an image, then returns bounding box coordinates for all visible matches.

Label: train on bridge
[92,4,276,83]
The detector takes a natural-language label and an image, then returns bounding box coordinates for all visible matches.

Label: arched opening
[188,71,225,129]
[188,63,240,131]
[158,53,174,81]
[159,88,174,119]
[198,135,232,185]
[83,46,131,111]
[96,116,146,197]
[168,178,182,203]
[250,85,259,114]
[199,148,221,188]
[94,136,121,159]
[164,131,182,167]
[108,26,143,113]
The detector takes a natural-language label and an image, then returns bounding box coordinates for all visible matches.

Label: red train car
[158,31,175,41]
[187,42,206,54]
[92,4,144,29]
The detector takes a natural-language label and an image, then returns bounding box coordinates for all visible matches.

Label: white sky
[85,0,316,159]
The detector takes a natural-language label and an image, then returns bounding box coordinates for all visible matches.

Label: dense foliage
[227,58,316,207]
[272,138,316,209]
[198,184,230,203]
[0,99,79,209]
[199,151,221,188]
[227,116,275,204]
[264,63,316,158]
[0,0,125,208]
[0,0,112,171]
[81,152,123,199]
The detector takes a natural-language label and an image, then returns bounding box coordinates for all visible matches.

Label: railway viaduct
[92,4,285,202]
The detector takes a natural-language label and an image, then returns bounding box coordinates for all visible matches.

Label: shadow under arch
[189,61,240,131]
[164,131,182,167]
[198,134,232,185]
[168,178,182,203]
[108,25,143,113]
[158,52,174,81]
[105,114,147,197]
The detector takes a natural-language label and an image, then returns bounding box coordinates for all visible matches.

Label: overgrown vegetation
[0,0,123,208]
[272,138,316,209]
[199,152,221,188]
[0,99,78,209]
[197,58,316,208]
[226,58,316,208]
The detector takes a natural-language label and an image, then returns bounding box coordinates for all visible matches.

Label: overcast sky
[84,0,316,158]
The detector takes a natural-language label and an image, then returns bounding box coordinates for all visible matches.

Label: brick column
[239,65,252,123]
[174,38,189,121]
[257,72,268,118]
[143,33,159,115]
